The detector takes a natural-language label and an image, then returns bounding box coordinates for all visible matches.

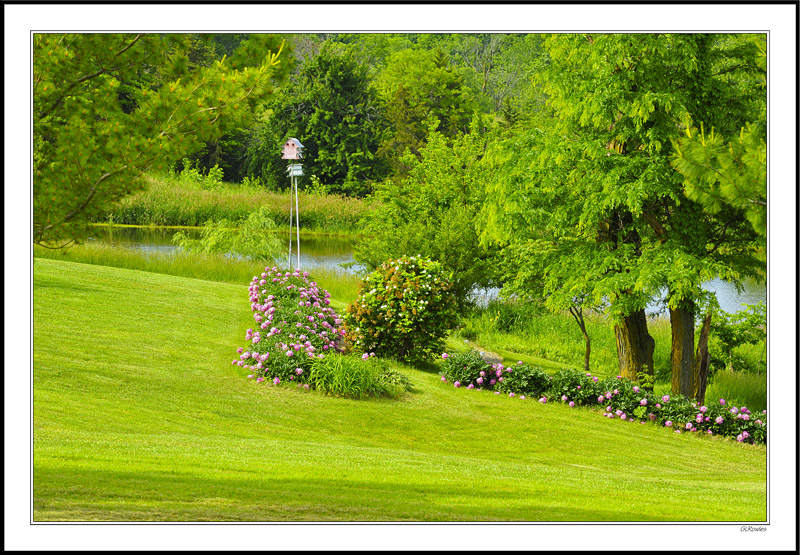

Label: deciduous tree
[34,33,283,246]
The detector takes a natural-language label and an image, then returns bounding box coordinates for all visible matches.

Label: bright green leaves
[33,33,282,245]
[172,207,283,262]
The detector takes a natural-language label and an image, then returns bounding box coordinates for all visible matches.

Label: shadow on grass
[33,465,701,522]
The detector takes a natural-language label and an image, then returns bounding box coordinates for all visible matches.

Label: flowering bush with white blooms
[233,267,346,385]
[439,351,767,445]
[345,256,458,364]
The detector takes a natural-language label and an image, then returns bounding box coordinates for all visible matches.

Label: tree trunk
[614,309,655,381]
[583,330,591,374]
[670,302,696,397]
[693,313,712,404]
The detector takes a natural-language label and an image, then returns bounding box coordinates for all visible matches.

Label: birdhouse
[281,138,304,160]
[287,163,304,177]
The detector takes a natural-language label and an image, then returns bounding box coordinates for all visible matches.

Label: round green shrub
[495,362,551,397]
[345,256,457,363]
[440,350,491,388]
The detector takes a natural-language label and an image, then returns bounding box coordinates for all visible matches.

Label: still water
[90,226,766,314]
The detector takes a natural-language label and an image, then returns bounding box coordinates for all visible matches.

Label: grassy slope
[33,258,766,521]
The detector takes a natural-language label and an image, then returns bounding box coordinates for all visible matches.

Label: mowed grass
[33,258,766,522]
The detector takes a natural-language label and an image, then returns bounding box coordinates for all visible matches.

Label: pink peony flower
[273,377,280,385]
[569,401,575,407]
[562,395,568,402]
[256,377,264,383]
[662,395,670,403]
[665,420,673,427]
[442,353,449,359]
[640,399,648,406]
[454,381,461,388]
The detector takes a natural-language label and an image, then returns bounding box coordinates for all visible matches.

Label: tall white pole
[295,175,301,269]
[288,174,293,269]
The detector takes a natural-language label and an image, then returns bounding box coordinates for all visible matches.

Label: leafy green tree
[355,118,500,304]
[172,206,283,262]
[34,33,284,246]
[244,43,387,196]
[482,34,764,395]
[374,47,479,175]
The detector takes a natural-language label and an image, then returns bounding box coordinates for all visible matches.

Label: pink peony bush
[233,267,346,384]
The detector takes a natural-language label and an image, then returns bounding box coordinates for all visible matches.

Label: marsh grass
[104,174,373,232]
[33,242,361,304]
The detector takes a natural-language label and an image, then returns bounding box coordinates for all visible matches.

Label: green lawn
[33,258,766,521]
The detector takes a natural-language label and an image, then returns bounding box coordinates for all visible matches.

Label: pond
[89,226,766,315]
[88,225,366,274]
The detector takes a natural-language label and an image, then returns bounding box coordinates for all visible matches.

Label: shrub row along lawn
[102,174,372,233]
[33,258,766,521]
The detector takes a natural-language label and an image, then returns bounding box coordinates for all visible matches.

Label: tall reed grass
[102,174,373,233]
[705,369,767,413]
[33,242,361,304]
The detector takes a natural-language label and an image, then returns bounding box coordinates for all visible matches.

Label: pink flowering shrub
[345,256,458,363]
[440,350,491,387]
[233,267,346,384]
[438,351,767,444]
[494,363,551,397]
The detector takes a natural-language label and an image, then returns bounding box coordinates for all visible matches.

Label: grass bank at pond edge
[33,258,765,521]
[100,174,372,233]
[33,242,360,305]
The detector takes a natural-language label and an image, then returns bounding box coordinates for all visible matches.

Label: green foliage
[709,302,767,374]
[494,363,551,397]
[244,43,388,196]
[374,48,479,174]
[345,256,458,363]
[172,207,283,262]
[671,123,766,236]
[440,350,492,388]
[33,33,285,246]
[547,369,601,405]
[355,121,500,304]
[171,158,225,190]
[307,354,408,398]
[481,34,766,382]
